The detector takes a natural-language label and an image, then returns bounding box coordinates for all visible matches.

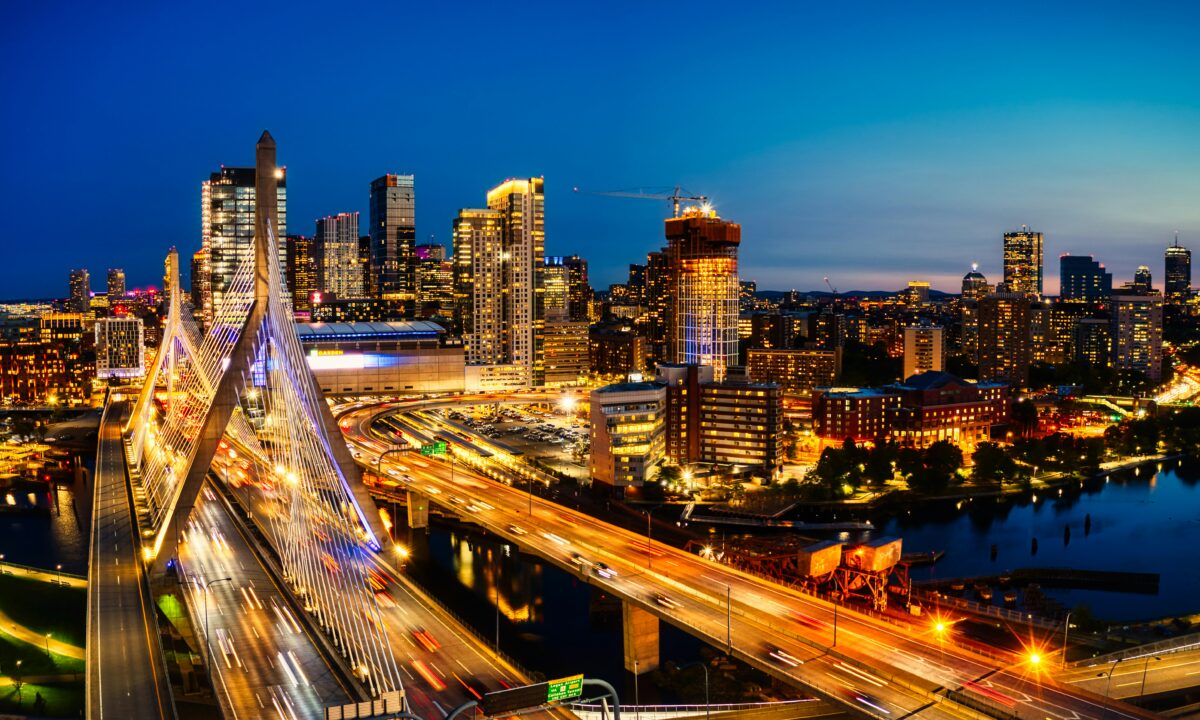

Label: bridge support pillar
[407,491,429,529]
[622,601,659,674]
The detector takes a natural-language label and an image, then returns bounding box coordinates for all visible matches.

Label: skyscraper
[1111,292,1163,381]
[643,250,670,366]
[369,174,415,300]
[546,255,591,322]
[68,269,90,312]
[961,264,989,300]
[1165,235,1192,304]
[95,316,145,380]
[454,209,503,362]
[316,212,363,298]
[285,235,318,311]
[1059,254,1111,302]
[201,166,287,323]
[190,249,207,311]
[665,207,740,380]
[486,178,546,386]
[1129,265,1154,295]
[1003,226,1043,297]
[542,260,570,321]
[978,292,1031,387]
[106,268,126,300]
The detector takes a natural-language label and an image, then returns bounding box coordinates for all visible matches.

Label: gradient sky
[4,2,1200,300]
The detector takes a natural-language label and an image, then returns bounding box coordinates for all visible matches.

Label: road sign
[481,683,547,716]
[419,441,448,456]
[546,674,584,702]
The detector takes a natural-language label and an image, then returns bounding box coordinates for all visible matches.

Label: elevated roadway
[86,399,175,720]
[341,397,1158,720]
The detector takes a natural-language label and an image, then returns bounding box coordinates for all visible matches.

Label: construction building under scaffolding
[688,534,910,611]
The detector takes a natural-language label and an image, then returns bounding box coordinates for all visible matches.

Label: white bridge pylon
[126,132,401,696]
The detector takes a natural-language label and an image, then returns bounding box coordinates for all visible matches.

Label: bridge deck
[86,400,174,719]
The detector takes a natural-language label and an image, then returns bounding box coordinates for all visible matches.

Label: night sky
[4,2,1200,299]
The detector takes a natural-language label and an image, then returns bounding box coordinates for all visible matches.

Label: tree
[654,465,682,486]
[971,442,1013,485]
[924,440,963,483]
[1011,398,1039,438]
[864,439,898,486]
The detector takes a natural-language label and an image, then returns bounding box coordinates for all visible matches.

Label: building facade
[589,382,667,489]
[665,208,740,380]
[200,166,287,324]
[978,292,1032,387]
[316,212,363,299]
[285,234,318,312]
[69,269,90,313]
[484,178,545,386]
[542,320,590,387]
[902,321,944,379]
[589,324,645,377]
[699,374,783,474]
[106,268,126,301]
[1110,293,1163,381]
[812,388,899,442]
[299,321,464,395]
[95,316,145,380]
[746,348,839,393]
[1059,254,1112,302]
[961,266,989,300]
[369,174,416,299]
[1165,236,1192,305]
[1003,227,1044,296]
[888,372,1008,449]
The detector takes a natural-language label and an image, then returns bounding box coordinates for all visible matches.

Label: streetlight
[55,564,62,586]
[643,506,660,570]
[1139,656,1161,697]
[174,503,194,573]
[1061,611,1073,669]
[194,576,233,690]
[44,633,52,662]
[0,553,5,575]
[677,661,710,720]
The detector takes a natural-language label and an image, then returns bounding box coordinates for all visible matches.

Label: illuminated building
[888,372,1008,449]
[414,255,454,312]
[480,178,545,386]
[746,348,839,393]
[369,174,416,299]
[190,249,207,312]
[95,316,145,380]
[1110,292,1163,381]
[589,381,666,489]
[297,321,464,395]
[545,255,591,322]
[542,321,590,387]
[1033,302,1084,365]
[627,264,647,306]
[68,269,90,312]
[699,370,783,474]
[902,321,944,379]
[201,166,287,324]
[978,292,1031,387]
[747,312,803,349]
[316,212,362,299]
[543,261,570,321]
[285,234,318,312]
[310,297,407,322]
[1165,235,1192,304]
[960,265,989,300]
[1074,318,1111,367]
[665,207,740,380]
[588,323,645,377]
[40,313,87,343]
[643,250,670,365]
[656,364,709,465]
[960,300,980,361]
[1059,254,1111,302]
[1127,265,1154,295]
[415,243,446,261]
[1003,226,1044,297]
[906,281,931,305]
[106,268,126,301]
[740,280,758,312]
[812,387,899,443]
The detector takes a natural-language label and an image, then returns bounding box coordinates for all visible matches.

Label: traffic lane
[89,402,173,720]
[1064,650,1200,699]
[355,417,1149,720]
[180,489,344,719]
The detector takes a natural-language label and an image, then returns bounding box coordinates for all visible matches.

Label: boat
[1003,591,1018,605]
[975,584,993,601]
[950,581,966,594]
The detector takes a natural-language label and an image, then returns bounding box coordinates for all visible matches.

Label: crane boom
[824,276,838,295]
[573,185,708,217]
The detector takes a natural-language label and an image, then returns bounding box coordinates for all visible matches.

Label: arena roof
[296,321,446,341]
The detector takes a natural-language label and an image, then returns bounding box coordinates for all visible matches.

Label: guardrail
[0,559,86,581]
[1069,631,1200,668]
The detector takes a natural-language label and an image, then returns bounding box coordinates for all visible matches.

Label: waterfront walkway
[0,561,86,589]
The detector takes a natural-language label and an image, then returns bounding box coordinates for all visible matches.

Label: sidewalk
[0,564,86,590]
[0,605,84,661]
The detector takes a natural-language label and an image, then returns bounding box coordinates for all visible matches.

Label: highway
[1062,645,1200,701]
[210,449,574,720]
[86,399,175,720]
[177,481,349,719]
[340,396,1158,720]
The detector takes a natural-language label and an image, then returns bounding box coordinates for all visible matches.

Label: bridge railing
[0,559,86,582]
[1069,631,1200,669]
[567,699,820,720]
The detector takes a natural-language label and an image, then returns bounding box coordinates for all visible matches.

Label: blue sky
[3,1,1199,298]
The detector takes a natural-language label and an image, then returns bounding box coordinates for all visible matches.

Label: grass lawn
[0,680,83,717]
[0,573,86,647]
[0,636,84,677]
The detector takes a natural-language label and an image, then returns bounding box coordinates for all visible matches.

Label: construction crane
[573,185,709,218]
[823,276,838,295]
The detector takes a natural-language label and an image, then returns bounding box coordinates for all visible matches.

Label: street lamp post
[43,633,51,662]
[1102,656,1125,715]
[678,661,710,720]
[833,601,839,648]
[726,585,732,653]
[644,506,659,570]
[0,553,5,575]
[1061,611,1073,668]
[195,576,233,691]
[1140,656,1161,697]
[55,564,62,586]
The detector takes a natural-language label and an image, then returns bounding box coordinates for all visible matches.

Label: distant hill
[756,289,952,299]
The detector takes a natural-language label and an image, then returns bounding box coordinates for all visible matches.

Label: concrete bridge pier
[407,491,429,529]
[622,601,659,674]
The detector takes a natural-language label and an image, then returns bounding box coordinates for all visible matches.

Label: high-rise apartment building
[978,292,1032,387]
[454,208,504,363]
[1003,226,1044,297]
[106,268,126,300]
[415,256,454,311]
[68,269,90,312]
[665,207,740,380]
[643,250,671,366]
[903,321,944,379]
[1059,254,1112,302]
[542,320,590,387]
[95,316,145,380]
[369,174,416,299]
[486,178,546,386]
[627,263,647,306]
[316,212,363,298]
[1165,235,1192,305]
[285,235,318,311]
[200,166,287,323]
[1074,318,1111,367]
[961,265,989,300]
[544,255,590,322]
[1111,292,1163,381]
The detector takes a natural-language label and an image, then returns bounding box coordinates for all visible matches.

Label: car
[766,646,802,668]
[593,562,617,579]
[653,593,680,609]
[507,524,528,535]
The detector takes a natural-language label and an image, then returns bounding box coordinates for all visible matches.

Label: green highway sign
[419,441,448,456]
[546,674,584,703]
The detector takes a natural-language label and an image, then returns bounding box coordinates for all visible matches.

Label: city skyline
[5,3,1200,298]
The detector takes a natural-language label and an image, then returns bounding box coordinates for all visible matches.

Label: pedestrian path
[0,562,87,589]
[0,605,84,661]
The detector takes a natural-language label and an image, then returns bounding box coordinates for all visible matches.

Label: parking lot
[439,403,590,482]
